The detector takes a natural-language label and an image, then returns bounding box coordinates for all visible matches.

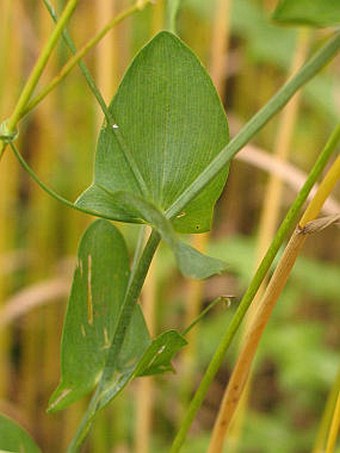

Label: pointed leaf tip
[77,30,229,233]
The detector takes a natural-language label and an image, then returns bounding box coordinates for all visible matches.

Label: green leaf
[272,0,340,27]
[48,220,150,411]
[49,220,188,412]
[96,330,187,411]
[76,31,229,233]
[80,189,227,279]
[0,414,41,453]
[136,330,187,376]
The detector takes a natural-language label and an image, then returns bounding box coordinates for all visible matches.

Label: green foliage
[76,31,229,234]
[78,191,227,279]
[272,0,340,27]
[2,1,339,450]
[262,322,338,399]
[49,220,187,414]
[49,220,135,411]
[0,414,41,453]
[183,0,339,122]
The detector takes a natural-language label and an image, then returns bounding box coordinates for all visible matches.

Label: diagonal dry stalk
[313,367,340,453]
[208,154,340,452]
[0,0,79,160]
[324,384,340,453]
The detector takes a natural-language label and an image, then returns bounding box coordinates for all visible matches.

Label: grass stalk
[313,368,340,453]
[0,0,22,399]
[0,0,79,160]
[169,124,340,452]
[23,1,152,118]
[165,32,340,221]
[151,0,166,35]
[95,0,118,110]
[24,7,59,443]
[208,151,340,452]
[226,28,310,450]
[209,0,232,99]
[255,29,311,265]
[325,384,340,453]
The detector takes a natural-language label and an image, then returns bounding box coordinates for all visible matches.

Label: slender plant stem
[166,0,181,33]
[0,0,79,160]
[42,0,150,200]
[299,155,340,225]
[325,380,340,453]
[169,124,340,452]
[313,368,340,453]
[68,229,161,451]
[181,296,230,336]
[226,29,310,452]
[9,142,118,219]
[208,150,340,452]
[165,32,340,221]
[23,1,152,117]
[42,0,112,124]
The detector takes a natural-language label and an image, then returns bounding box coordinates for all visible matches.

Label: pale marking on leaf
[49,388,72,409]
[87,254,93,325]
[176,211,186,219]
[102,327,110,349]
[157,345,166,355]
[80,324,86,337]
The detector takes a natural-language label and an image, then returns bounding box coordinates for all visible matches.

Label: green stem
[41,0,114,125]
[0,0,79,159]
[166,0,181,33]
[181,296,231,336]
[170,124,340,452]
[9,141,119,219]
[24,1,151,118]
[165,32,340,221]
[39,0,151,198]
[313,367,340,453]
[68,229,161,452]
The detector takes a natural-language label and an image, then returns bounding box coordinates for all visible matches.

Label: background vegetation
[0,0,339,451]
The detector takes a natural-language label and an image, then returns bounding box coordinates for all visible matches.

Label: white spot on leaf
[157,345,166,355]
[102,327,110,349]
[49,388,72,410]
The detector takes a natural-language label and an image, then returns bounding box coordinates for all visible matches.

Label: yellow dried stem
[313,368,340,453]
[325,388,340,453]
[224,29,310,452]
[210,0,232,98]
[208,153,340,453]
[0,0,22,399]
